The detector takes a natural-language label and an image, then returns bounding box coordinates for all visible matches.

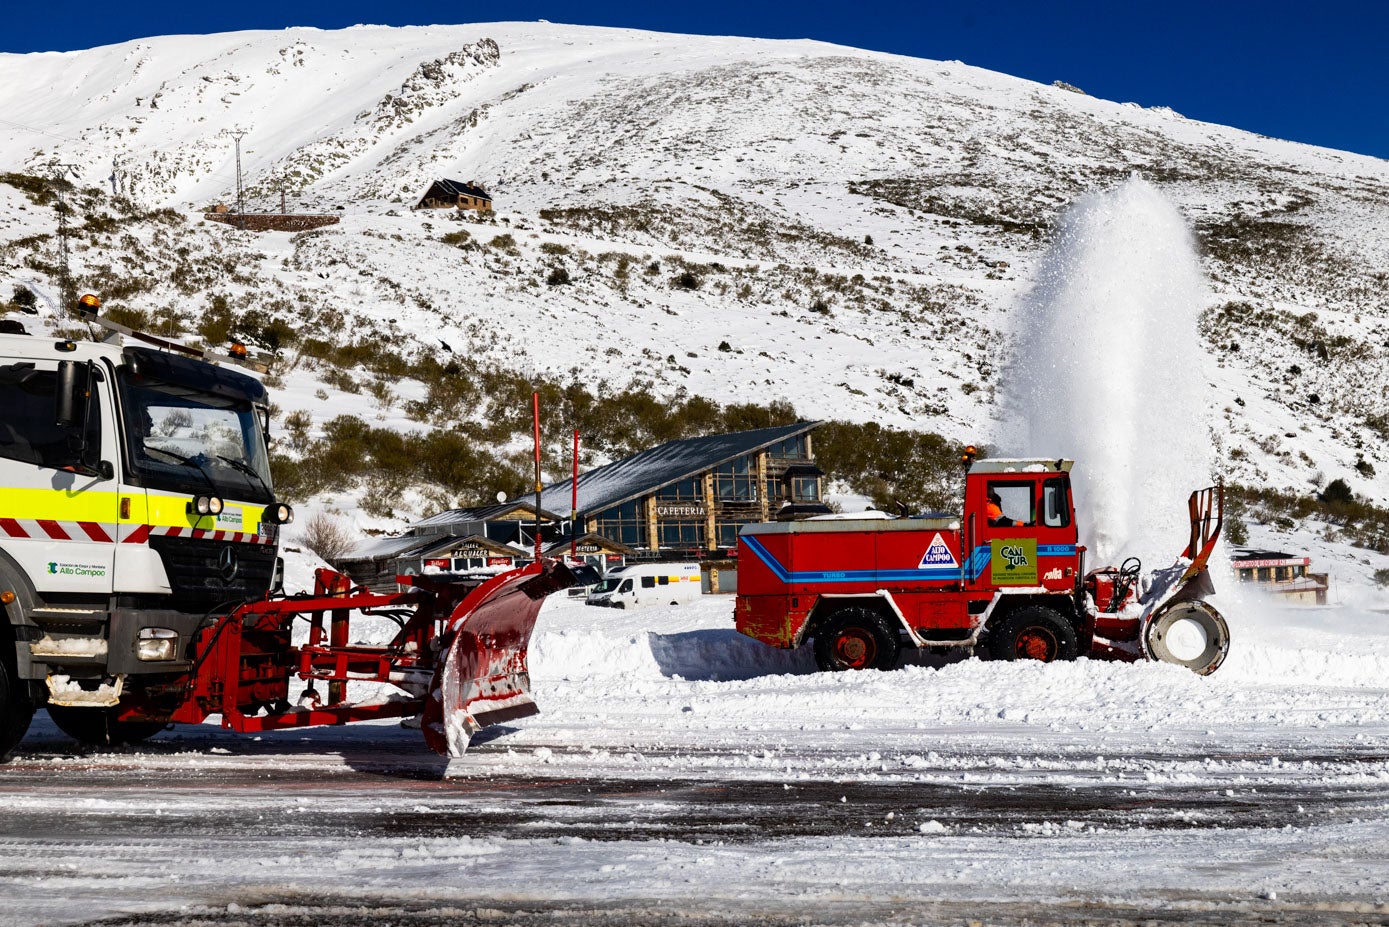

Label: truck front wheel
[814,609,901,672]
[47,705,166,748]
[988,606,1078,663]
[0,657,36,762]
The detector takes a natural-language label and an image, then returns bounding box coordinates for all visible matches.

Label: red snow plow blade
[422,558,590,757]
[153,559,595,757]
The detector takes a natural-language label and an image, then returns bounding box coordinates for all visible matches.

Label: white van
[586,563,702,609]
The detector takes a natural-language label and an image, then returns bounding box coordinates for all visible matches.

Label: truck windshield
[118,373,273,503]
[591,576,624,594]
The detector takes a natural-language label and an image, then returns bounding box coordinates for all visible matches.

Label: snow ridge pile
[1005,177,1213,568]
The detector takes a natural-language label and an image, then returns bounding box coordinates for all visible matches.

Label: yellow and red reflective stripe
[3,489,273,544]
[1,517,116,542]
[125,525,276,546]
[0,519,275,545]
[1,488,118,522]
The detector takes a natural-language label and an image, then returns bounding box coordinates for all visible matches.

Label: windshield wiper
[143,445,220,497]
[143,445,197,467]
[217,454,272,500]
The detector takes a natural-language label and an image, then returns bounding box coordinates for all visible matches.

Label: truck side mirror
[55,360,89,429]
[54,360,110,480]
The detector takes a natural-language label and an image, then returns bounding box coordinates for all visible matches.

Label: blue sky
[7,1,1387,159]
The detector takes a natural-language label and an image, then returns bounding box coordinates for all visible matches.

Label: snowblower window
[1041,478,1070,528]
[989,483,1034,526]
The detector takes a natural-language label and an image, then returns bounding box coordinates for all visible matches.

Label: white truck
[0,310,293,756]
[585,562,702,609]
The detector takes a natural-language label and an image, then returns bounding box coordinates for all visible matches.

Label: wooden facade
[561,423,829,560]
[1231,550,1329,605]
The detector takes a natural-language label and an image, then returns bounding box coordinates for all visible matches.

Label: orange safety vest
[985,501,1003,521]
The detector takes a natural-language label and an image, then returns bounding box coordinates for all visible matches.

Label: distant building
[415,179,492,211]
[538,422,827,561]
[1230,548,1329,605]
[338,500,560,591]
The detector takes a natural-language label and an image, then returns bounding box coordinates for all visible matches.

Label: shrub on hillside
[297,512,358,563]
[11,285,37,312]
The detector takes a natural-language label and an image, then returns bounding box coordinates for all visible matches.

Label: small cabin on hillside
[415,179,492,211]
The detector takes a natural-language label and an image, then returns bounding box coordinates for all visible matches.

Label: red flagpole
[532,392,542,560]
[571,429,580,558]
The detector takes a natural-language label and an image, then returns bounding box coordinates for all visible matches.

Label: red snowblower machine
[735,451,1231,676]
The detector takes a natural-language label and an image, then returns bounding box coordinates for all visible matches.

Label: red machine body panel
[736,462,1085,648]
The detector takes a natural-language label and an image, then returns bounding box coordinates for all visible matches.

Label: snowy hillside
[1,22,1386,523]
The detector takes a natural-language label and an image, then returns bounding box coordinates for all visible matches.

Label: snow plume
[1004,176,1212,570]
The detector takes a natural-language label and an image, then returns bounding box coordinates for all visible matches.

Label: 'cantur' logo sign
[990,539,1037,585]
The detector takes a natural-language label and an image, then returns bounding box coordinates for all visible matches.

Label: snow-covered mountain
[1,22,1386,521]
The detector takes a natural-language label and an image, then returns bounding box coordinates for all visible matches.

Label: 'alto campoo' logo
[47,562,58,574]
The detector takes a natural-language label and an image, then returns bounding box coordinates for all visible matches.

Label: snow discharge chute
[1136,485,1231,675]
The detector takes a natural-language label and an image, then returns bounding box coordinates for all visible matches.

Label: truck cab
[965,459,1081,595]
[0,327,291,755]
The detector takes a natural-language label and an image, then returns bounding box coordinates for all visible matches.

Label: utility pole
[232,130,247,230]
[50,163,79,311]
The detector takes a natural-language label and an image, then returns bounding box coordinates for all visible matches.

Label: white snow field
[1,21,1387,528]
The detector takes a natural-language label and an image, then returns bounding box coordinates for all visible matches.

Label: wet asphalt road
[3,761,1389,843]
[5,723,1389,926]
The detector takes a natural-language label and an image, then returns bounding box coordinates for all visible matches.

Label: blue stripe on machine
[741,535,966,584]
[741,537,1078,586]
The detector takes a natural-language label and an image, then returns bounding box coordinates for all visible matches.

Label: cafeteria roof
[538,422,821,517]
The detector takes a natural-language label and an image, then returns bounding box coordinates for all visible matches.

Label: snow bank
[530,598,812,682]
[519,583,1389,767]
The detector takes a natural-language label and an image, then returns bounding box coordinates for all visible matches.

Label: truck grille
[147,535,277,614]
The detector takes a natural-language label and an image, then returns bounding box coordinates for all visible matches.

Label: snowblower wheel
[988,606,1079,663]
[814,608,900,672]
[1144,601,1230,676]
[47,706,166,748]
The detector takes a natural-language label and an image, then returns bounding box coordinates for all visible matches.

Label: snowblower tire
[47,706,165,748]
[988,606,1079,663]
[814,608,900,672]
